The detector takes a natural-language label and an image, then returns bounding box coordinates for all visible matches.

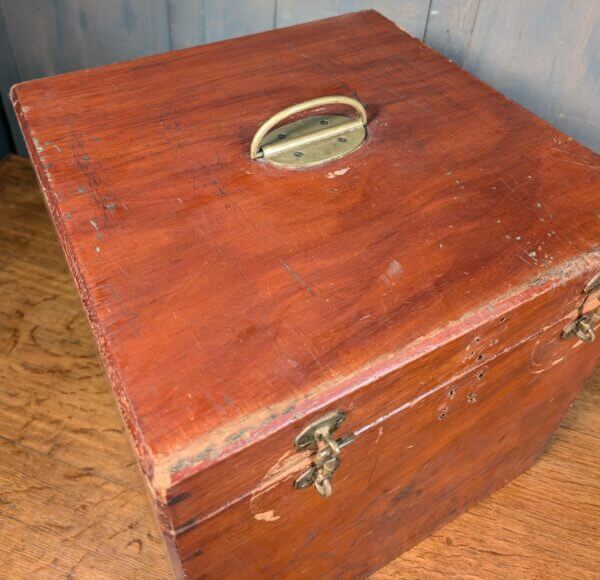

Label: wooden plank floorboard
[0,154,598,578]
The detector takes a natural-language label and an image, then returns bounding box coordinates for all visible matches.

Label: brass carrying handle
[249,95,367,160]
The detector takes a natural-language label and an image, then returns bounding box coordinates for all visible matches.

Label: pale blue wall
[1,0,598,155]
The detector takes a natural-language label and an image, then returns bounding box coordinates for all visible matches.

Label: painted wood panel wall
[0,0,598,155]
[0,108,11,159]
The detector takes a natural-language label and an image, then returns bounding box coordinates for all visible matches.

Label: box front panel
[168,314,599,578]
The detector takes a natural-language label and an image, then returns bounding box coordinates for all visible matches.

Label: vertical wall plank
[0,107,12,158]
[0,3,23,154]
[0,0,170,79]
[168,0,206,49]
[461,0,599,152]
[276,0,432,40]
[424,0,480,65]
[204,0,275,43]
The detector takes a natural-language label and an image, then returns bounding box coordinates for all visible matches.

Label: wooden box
[11,10,600,579]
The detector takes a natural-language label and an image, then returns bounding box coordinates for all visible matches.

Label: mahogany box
[11,10,600,579]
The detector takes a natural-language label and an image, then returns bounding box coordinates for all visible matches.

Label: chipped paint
[254,510,280,522]
[32,137,44,153]
[381,259,403,286]
[250,448,311,505]
[387,259,402,276]
[326,167,350,178]
[171,450,309,534]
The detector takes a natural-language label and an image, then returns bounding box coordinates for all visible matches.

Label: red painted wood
[11,10,600,578]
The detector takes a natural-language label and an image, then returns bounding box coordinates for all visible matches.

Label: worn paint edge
[10,85,159,496]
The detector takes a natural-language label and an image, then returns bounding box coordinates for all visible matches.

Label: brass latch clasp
[562,274,600,343]
[562,307,600,342]
[293,410,355,498]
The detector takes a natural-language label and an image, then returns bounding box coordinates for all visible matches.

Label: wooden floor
[0,154,598,579]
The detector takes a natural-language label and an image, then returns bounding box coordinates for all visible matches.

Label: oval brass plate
[261,115,365,169]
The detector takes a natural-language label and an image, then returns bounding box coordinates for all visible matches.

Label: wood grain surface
[1,153,598,577]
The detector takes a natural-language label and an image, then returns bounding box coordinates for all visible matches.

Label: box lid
[11,11,600,492]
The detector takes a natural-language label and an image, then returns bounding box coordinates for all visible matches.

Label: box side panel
[10,81,157,486]
[171,310,599,578]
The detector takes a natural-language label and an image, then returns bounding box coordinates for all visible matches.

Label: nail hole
[467,393,477,404]
[278,133,286,140]
[438,409,448,420]
[320,119,330,125]
[500,316,507,323]
[448,388,456,398]
[294,151,304,157]
[338,137,348,143]
[477,354,485,362]
[474,337,481,344]
[477,371,485,380]
[490,338,499,346]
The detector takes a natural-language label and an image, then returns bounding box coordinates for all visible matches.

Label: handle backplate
[250,96,367,169]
